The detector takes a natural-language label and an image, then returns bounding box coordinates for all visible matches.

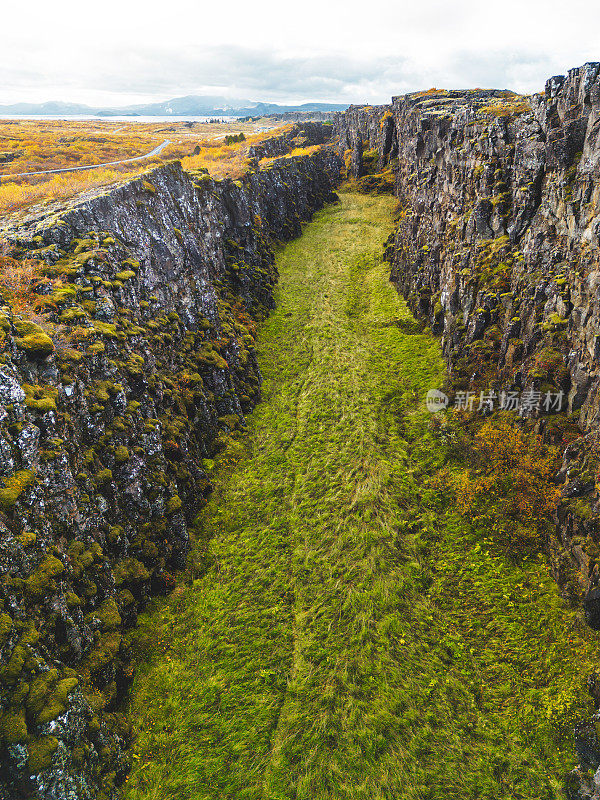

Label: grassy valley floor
[124,192,600,799]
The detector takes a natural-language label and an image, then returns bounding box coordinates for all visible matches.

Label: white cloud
[1,0,599,105]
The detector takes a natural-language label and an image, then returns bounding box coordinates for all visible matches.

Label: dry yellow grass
[0,119,286,215]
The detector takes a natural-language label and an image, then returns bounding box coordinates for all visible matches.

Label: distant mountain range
[0,96,349,117]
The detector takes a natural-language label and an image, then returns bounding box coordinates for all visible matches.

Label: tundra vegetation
[0,119,285,216]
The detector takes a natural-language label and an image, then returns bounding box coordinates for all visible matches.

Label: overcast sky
[2,0,600,106]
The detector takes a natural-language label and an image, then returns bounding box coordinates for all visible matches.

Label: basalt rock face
[247,121,334,160]
[0,150,341,799]
[389,69,600,604]
[333,104,397,175]
[335,63,600,796]
[335,65,600,588]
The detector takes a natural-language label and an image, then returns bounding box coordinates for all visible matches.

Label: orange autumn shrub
[454,418,561,553]
[0,245,40,314]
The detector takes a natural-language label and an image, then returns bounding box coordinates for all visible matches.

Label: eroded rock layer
[0,149,341,798]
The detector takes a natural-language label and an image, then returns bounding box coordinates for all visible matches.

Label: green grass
[124,192,600,800]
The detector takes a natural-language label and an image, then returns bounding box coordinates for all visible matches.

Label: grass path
[125,192,600,800]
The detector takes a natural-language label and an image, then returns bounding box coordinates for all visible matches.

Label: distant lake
[0,115,241,123]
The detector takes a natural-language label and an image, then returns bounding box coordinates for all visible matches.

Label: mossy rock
[86,598,121,631]
[23,556,64,598]
[15,332,55,359]
[27,672,78,725]
[18,531,36,548]
[118,589,135,608]
[86,631,122,674]
[114,446,130,464]
[0,470,36,510]
[62,348,84,362]
[59,307,86,324]
[113,558,150,586]
[27,735,59,773]
[87,341,105,355]
[93,321,118,338]
[0,613,13,648]
[115,270,136,281]
[1,708,28,744]
[95,469,113,486]
[65,592,81,609]
[1,645,28,684]
[166,495,183,515]
[24,384,57,413]
[108,525,124,543]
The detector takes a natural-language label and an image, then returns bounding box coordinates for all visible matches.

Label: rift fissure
[3,60,600,798]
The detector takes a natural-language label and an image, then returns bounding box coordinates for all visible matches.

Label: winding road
[0,139,172,180]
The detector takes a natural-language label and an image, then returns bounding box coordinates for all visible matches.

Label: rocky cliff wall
[247,121,333,159]
[333,104,397,174]
[0,149,341,799]
[334,62,600,797]
[336,64,600,590]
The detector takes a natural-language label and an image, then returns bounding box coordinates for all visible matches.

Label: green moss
[27,735,59,772]
[62,348,85,362]
[543,313,569,331]
[24,383,57,413]
[1,708,28,743]
[126,353,145,375]
[0,613,13,648]
[142,180,157,194]
[15,332,54,358]
[113,558,150,586]
[23,556,64,598]
[108,525,124,543]
[1,645,28,684]
[118,589,135,608]
[0,470,35,510]
[93,321,118,337]
[28,674,78,725]
[196,346,229,371]
[86,599,121,631]
[18,531,36,547]
[166,495,182,515]
[114,446,130,464]
[59,307,86,323]
[66,592,81,609]
[95,468,113,486]
[115,270,136,281]
[87,341,105,355]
